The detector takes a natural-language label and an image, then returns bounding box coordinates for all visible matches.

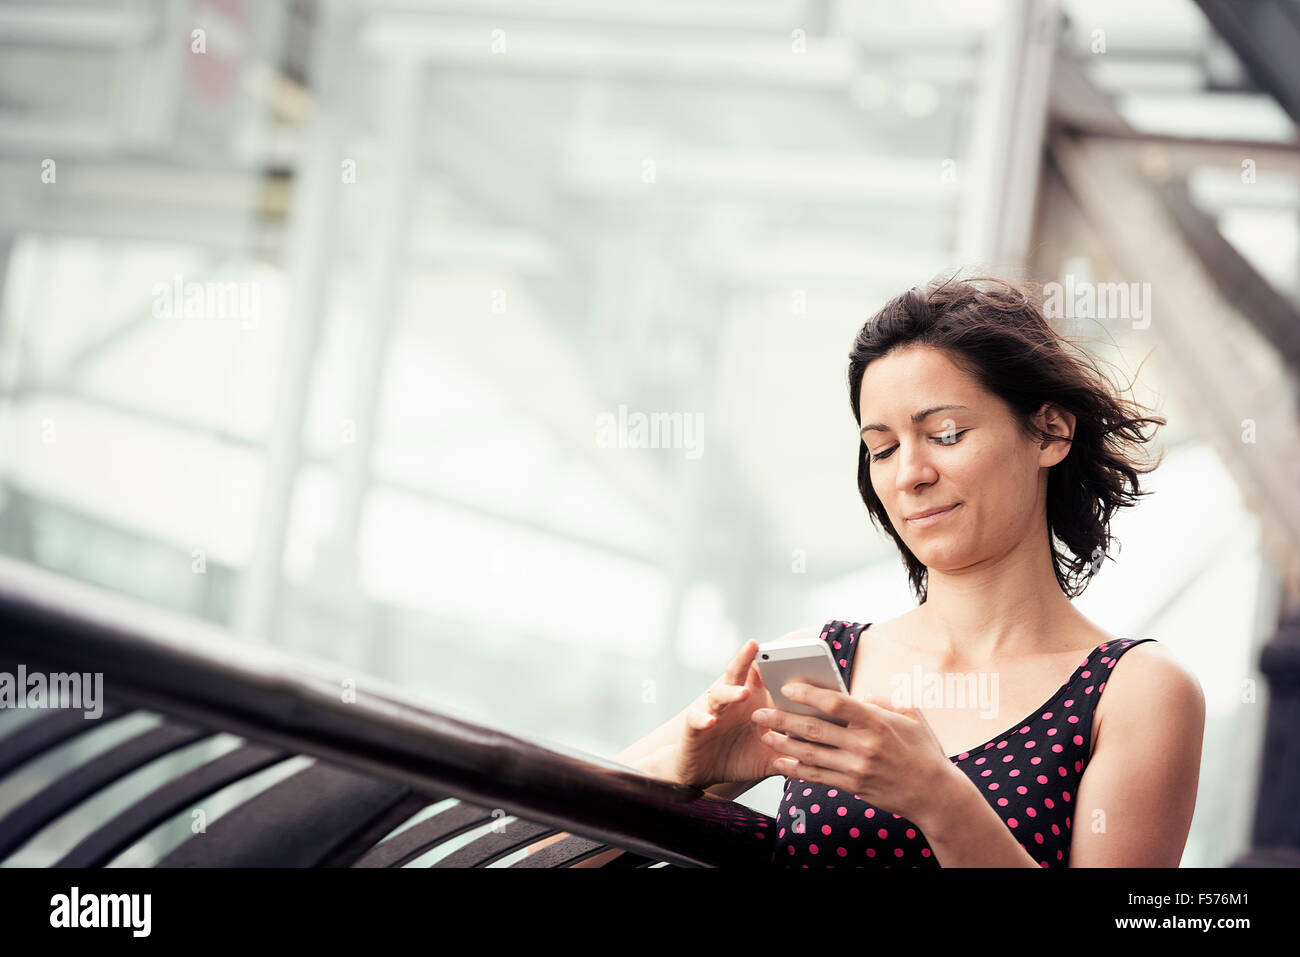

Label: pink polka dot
[1026,806,1037,818]
[865,808,875,818]
[894,848,904,858]
[866,848,876,857]
[1034,833,1044,844]
[1009,768,1021,776]
[1043,798,1054,808]
[827,789,838,797]
[1047,728,1057,735]
[1024,740,1036,748]
[997,798,1008,806]
[905,828,916,838]
[809,844,818,854]
[997,740,1008,749]
[803,788,812,796]
[1037,774,1048,784]
[837,846,847,856]
[1041,712,1053,720]
[975,757,986,765]
[921,848,931,857]
[837,806,847,816]
[1007,818,1018,828]
[987,783,999,790]
[1073,734,1084,746]
[811,804,820,814]
[1017,786,1028,794]
[1052,744,1063,753]
[849,827,860,838]
[787,845,796,855]
[878,828,888,839]
[1064,699,1074,707]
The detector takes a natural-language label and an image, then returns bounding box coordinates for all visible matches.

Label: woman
[530,276,1205,868]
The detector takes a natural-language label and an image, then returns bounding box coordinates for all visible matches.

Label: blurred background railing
[0,0,1298,867]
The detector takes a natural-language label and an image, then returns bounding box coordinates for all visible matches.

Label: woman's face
[857,345,1070,573]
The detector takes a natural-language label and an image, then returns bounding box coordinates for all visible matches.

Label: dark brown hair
[847,275,1166,604]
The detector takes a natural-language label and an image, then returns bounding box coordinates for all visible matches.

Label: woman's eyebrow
[860,404,970,435]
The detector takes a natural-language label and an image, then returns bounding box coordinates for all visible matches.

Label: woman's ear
[1035,402,1075,465]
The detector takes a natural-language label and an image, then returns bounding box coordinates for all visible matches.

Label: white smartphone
[754,637,850,738]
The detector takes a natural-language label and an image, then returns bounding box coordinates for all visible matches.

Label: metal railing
[0,555,775,867]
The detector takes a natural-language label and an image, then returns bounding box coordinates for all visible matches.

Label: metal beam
[0,385,665,570]
[0,4,154,47]
[360,15,980,85]
[1152,176,1300,371]
[233,0,354,645]
[1050,131,1300,604]
[1195,0,1300,125]
[957,0,1061,266]
[298,55,422,670]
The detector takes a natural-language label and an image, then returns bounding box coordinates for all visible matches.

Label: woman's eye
[868,430,968,463]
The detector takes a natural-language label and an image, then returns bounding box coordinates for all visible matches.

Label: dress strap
[819,619,865,686]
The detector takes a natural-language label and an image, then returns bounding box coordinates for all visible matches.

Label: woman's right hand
[671,639,782,790]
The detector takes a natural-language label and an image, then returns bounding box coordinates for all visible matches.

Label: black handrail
[0,555,775,867]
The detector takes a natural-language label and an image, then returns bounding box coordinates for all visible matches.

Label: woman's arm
[910,641,1205,867]
[1066,642,1205,867]
[913,762,1043,867]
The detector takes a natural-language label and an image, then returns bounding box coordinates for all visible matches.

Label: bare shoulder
[1096,639,1206,734]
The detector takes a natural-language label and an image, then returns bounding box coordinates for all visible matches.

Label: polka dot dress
[771,620,1157,868]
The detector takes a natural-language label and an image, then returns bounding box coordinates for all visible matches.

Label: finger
[705,682,750,715]
[684,707,717,732]
[722,639,758,687]
[859,694,909,721]
[759,707,852,751]
[782,681,871,726]
[760,728,859,775]
[769,755,842,787]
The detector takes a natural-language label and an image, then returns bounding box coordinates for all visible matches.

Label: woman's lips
[906,504,959,528]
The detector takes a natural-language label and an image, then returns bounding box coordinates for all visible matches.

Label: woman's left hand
[752,682,961,824]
